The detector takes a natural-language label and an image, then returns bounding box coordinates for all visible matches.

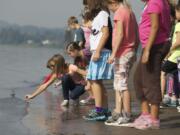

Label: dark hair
[66,42,81,52]
[170,4,176,19]
[82,11,93,21]
[83,0,87,5]
[74,56,88,69]
[68,16,78,25]
[86,0,109,19]
[106,0,124,3]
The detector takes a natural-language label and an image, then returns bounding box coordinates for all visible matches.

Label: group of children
[25,0,180,130]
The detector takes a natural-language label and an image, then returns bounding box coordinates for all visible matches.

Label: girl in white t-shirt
[83,0,114,121]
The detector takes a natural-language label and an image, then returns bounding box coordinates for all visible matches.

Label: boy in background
[68,16,85,48]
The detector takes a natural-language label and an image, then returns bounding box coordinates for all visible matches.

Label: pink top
[113,5,138,57]
[139,0,170,48]
[82,27,91,50]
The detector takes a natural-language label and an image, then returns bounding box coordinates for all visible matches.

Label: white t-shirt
[90,10,109,51]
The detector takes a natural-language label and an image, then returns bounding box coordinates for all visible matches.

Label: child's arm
[25,74,57,100]
[108,21,123,64]
[165,32,180,59]
[142,13,159,64]
[69,64,87,76]
[76,68,87,76]
[92,26,109,61]
[170,32,180,51]
[79,41,85,49]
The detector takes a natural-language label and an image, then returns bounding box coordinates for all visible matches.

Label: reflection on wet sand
[0,92,29,135]
[43,90,89,135]
[1,85,180,135]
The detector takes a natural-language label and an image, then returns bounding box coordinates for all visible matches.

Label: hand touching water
[25,94,34,101]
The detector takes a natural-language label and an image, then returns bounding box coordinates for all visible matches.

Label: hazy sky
[0,0,144,28]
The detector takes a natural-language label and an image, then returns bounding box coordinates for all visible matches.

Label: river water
[0,45,70,135]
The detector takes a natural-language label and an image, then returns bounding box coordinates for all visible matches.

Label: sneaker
[162,95,171,105]
[106,116,131,127]
[160,103,168,109]
[117,116,131,124]
[80,96,95,105]
[134,118,160,130]
[83,109,107,121]
[103,108,111,117]
[167,99,177,107]
[177,106,180,112]
[105,111,120,125]
[61,100,69,106]
[151,119,160,129]
[127,114,151,128]
[178,99,180,106]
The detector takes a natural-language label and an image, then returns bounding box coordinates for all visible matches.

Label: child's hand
[69,64,78,74]
[85,82,91,91]
[107,54,115,64]
[142,49,150,64]
[92,51,100,61]
[25,94,34,101]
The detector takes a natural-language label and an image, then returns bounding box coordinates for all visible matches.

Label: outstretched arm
[25,73,57,101]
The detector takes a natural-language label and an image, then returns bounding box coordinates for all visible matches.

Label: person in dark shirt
[66,42,95,105]
[68,16,86,49]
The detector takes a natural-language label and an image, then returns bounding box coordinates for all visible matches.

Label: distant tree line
[0,21,67,46]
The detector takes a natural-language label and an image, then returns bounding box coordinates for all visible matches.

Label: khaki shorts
[114,51,135,91]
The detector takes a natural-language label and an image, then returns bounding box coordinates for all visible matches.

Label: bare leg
[151,104,159,119]
[91,80,103,107]
[122,90,131,114]
[87,90,94,98]
[114,90,122,113]
[141,100,150,114]
[86,81,94,98]
[161,71,166,98]
[99,80,108,108]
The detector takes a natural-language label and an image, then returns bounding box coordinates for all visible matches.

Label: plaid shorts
[114,51,135,91]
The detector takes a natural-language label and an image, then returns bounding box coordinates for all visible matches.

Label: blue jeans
[61,74,85,100]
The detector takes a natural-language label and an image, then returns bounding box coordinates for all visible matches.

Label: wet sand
[0,65,180,135]
[0,45,180,135]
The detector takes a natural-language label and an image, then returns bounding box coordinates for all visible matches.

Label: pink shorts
[114,51,135,91]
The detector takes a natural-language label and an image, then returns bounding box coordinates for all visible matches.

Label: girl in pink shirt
[105,0,139,126]
[133,0,171,130]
